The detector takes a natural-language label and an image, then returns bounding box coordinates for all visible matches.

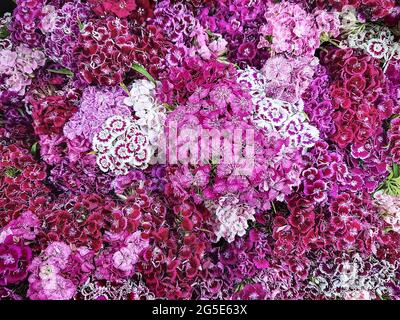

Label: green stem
[271,201,277,214]
[393,163,399,178]
[48,68,74,77]
[119,82,130,96]
[131,63,156,84]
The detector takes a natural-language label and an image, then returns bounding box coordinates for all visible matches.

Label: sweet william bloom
[0,236,32,286]
[112,247,138,272]
[212,195,256,243]
[232,284,267,300]
[31,96,78,136]
[0,50,17,69]
[89,0,137,18]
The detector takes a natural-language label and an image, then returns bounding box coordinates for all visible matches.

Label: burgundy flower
[31,96,78,136]
[344,57,368,75]
[237,42,257,61]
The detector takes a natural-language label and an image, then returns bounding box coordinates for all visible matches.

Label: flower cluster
[375,190,400,233]
[302,65,336,139]
[63,86,131,159]
[9,0,46,48]
[75,17,136,86]
[315,0,399,21]
[92,115,152,175]
[123,79,166,158]
[239,74,320,151]
[259,2,340,57]
[388,117,400,163]
[2,0,400,300]
[238,55,320,104]
[40,1,92,70]
[306,253,399,300]
[210,195,256,243]
[88,0,153,22]
[197,0,270,68]
[322,48,395,152]
[0,43,45,97]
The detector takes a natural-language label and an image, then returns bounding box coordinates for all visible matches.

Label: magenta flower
[0,236,32,286]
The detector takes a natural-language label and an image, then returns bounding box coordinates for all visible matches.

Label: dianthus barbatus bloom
[63,86,131,156]
[92,115,152,175]
[0,236,33,286]
[123,79,166,160]
[9,0,46,48]
[0,44,46,97]
[75,17,136,86]
[209,195,256,243]
[2,0,400,301]
[40,1,92,70]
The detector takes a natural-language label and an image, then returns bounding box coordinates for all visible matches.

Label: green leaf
[131,63,156,84]
[31,142,39,156]
[162,103,174,111]
[119,82,130,96]
[393,163,399,177]
[0,26,9,39]
[48,68,74,77]
[77,17,84,31]
[4,166,21,178]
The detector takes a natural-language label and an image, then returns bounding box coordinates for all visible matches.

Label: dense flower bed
[1,0,400,300]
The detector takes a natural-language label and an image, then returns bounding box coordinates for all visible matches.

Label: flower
[259,2,339,58]
[40,1,92,70]
[0,44,45,97]
[0,236,32,286]
[123,79,166,158]
[75,17,136,85]
[88,0,149,20]
[31,96,78,136]
[2,0,400,301]
[9,0,46,48]
[212,195,256,243]
[232,283,267,300]
[92,115,152,175]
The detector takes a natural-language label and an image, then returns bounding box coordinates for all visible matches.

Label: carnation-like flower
[9,0,46,48]
[123,79,166,159]
[0,236,32,286]
[307,253,398,300]
[0,44,45,97]
[211,195,256,243]
[2,0,400,301]
[63,86,131,157]
[238,66,319,153]
[259,2,339,58]
[40,1,92,70]
[93,115,152,175]
[31,95,77,136]
[239,55,319,105]
[75,17,136,85]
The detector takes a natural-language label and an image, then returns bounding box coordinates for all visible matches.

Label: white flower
[213,195,256,243]
[92,115,152,175]
[123,80,166,159]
